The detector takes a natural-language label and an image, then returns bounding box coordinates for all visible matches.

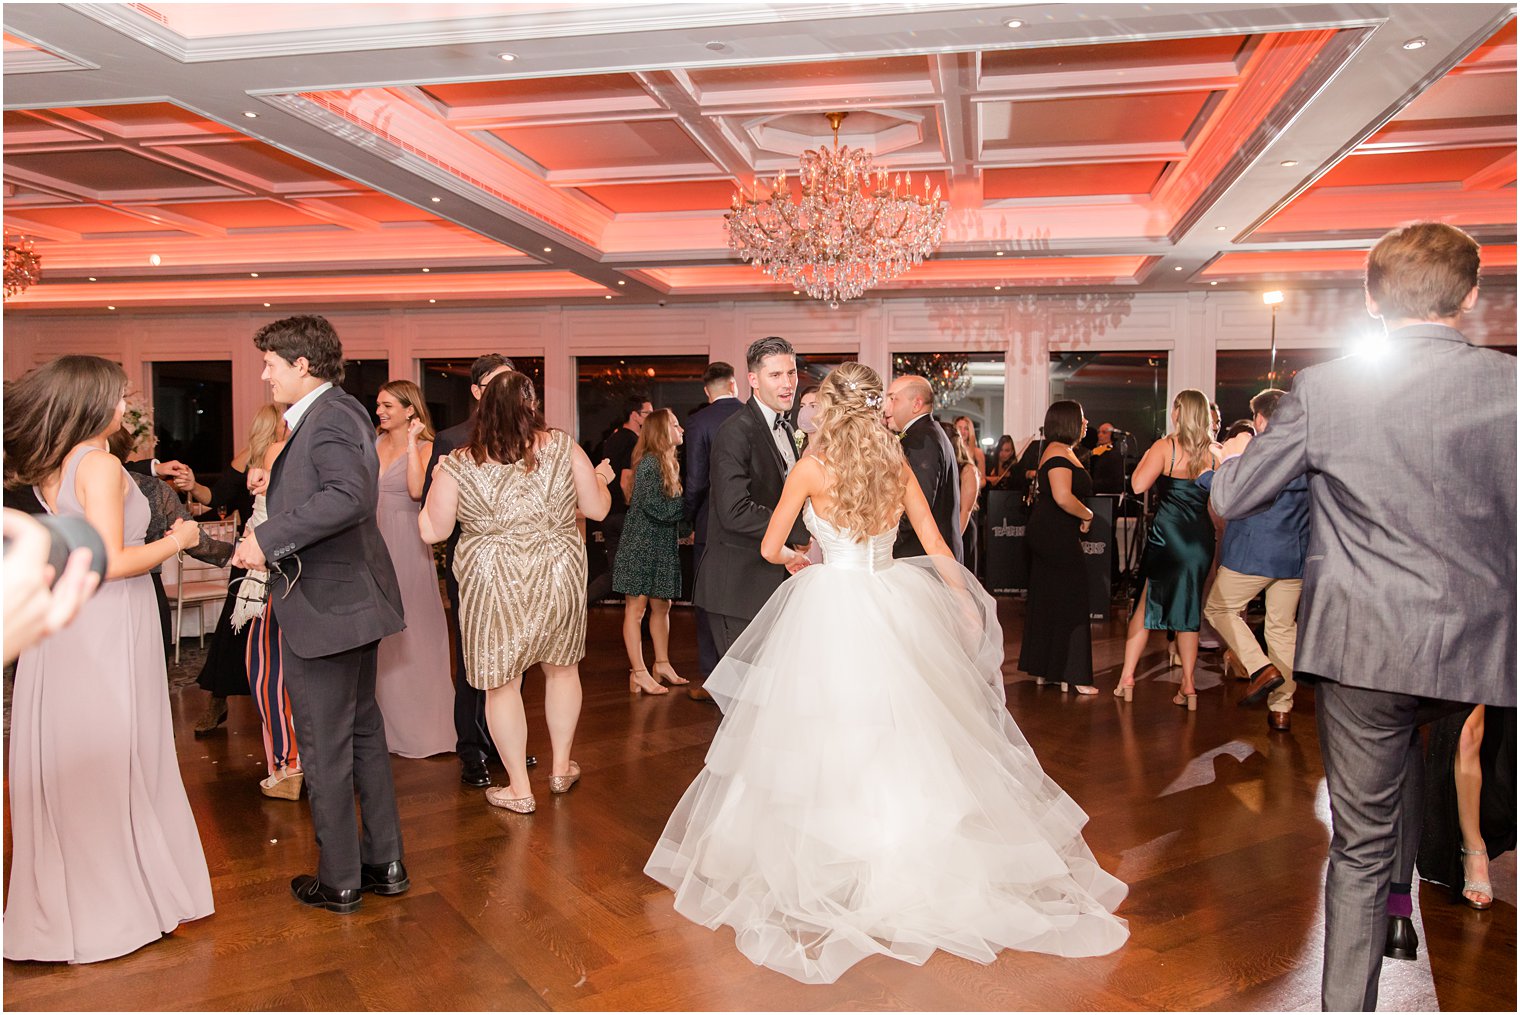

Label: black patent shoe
[460,756,490,788]
[360,860,410,896]
[290,874,361,914]
[1384,915,1418,961]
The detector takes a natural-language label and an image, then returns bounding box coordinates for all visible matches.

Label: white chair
[164,517,238,663]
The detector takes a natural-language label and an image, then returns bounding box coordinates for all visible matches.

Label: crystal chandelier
[893,353,973,406]
[4,235,42,299]
[725,112,947,306]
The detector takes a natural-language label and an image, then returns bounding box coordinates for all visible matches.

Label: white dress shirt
[754,399,797,474]
[282,381,333,432]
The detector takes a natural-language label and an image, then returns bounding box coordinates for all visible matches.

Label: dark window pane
[1049,351,1169,443]
[577,356,708,454]
[1214,348,1340,425]
[340,359,389,428]
[420,357,545,433]
[151,361,233,481]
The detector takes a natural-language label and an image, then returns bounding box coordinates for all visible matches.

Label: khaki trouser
[1204,565,1301,713]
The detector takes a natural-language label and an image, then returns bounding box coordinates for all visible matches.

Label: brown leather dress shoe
[1239,664,1285,707]
[1268,710,1291,732]
[688,685,713,702]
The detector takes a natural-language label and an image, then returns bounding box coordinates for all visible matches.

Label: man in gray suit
[1209,222,1516,1011]
[232,315,409,915]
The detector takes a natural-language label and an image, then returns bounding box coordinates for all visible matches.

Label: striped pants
[245,602,299,774]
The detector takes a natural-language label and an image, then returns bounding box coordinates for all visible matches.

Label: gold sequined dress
[436,430,586,689]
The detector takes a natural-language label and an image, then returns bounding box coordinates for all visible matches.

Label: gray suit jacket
[257,386,405,660]
[1210,324,1515,706]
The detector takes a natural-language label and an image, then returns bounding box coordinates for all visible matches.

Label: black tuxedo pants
[280,637,403,890]
[445,572,492,762]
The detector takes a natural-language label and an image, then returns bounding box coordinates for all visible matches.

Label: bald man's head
[884,374,934,433]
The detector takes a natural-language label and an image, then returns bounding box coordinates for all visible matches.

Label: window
[576,355,708,453]
[420,357,546,433]
[340,359,390,427]
[150,361,233,480]
[1049,351,1169,446]
[892,352,1006,453]
[1214,348,1339,427]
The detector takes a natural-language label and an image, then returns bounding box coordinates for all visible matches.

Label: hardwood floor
[4,602,1514,1011]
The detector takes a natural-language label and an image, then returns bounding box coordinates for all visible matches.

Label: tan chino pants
[1203,565,1301,713]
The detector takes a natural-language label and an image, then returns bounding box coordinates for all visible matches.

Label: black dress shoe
[1238,664,1285,707]
[460,756,490,788]
[360,860,410,896]
[290,874,361,914]
[1384,915,1418,961]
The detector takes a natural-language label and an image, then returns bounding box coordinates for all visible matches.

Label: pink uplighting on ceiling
[1204,246,1518,278]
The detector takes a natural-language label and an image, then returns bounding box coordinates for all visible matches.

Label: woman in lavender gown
[372,380,455,758]
[2,355,213,963]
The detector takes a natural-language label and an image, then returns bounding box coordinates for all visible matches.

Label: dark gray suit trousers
[1316,681,1467,1011]
[281,638,403,891]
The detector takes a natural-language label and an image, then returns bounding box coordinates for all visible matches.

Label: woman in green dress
[1114,389,1220,709]
[613,408,690,694]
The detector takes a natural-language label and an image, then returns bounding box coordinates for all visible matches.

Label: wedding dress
[645,502,1129,984]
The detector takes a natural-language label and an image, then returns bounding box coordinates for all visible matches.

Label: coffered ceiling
[3,3,1514,311]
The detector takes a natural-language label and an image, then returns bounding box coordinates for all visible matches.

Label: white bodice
[803,501,895,573]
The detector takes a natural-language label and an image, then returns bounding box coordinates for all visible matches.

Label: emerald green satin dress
[1136,474,1215,632]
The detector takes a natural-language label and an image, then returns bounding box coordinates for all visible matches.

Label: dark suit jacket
[894,414,962,562]
[693,397,808,621]
[1211,324,1515,706]
[256,386,405,660]
[682,396,745,545]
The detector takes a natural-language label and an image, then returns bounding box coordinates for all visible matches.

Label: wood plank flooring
[5,602,1514,1011]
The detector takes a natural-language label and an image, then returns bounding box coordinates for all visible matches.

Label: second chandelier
[725,112,947,306]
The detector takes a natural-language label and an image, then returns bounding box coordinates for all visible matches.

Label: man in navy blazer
[1195,387,1309,731]
[232,315,408,915]
[681,361,745,683]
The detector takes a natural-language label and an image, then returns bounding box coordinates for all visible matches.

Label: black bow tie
[773,415,793,433]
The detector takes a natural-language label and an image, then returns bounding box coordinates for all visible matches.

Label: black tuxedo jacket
[681,396,745,545]
[693,397,808,621]
[894,414,963,562]
[257,386,405,659]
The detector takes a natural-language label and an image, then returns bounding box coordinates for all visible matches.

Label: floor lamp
[1263,290,1284,386]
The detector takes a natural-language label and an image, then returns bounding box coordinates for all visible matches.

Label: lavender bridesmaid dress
[5,446,214,963]
[374,454,455,758]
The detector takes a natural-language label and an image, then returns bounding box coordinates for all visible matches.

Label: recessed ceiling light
[421,267,430,273]
[617,280,626,286]
[1402,37,1427,50]
[263,302,271,307]
[497,52,517,61]
[1210,280,1219,285]
[148,254,161,266]
[1004,18,1024,29]
[88,276,97,282]
[994,285,1003,290]
[995,250,1005,256]
[107,305,116,310]
[429,298,436,303]
[792,290,800,295]
[705,41,729,53]
[1280,160,1299,167]
[430,196,441,203]
[250,272,259,277]
[543,246,552,253]
[243,111,258,119]
[1174,265,1184,271]
[1215,225,1227,231]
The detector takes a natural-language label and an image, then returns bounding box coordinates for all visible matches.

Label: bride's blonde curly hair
[810,362,907,539]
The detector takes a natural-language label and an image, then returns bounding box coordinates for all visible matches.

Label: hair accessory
[864,393,883,409]
[845,381,859,391]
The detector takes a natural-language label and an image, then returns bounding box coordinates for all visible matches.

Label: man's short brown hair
[1365,222,1480,322]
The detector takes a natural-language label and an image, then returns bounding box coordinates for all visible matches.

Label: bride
[644,363,1128,984]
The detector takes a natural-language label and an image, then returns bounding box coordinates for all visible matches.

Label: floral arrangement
[121,396,154,447]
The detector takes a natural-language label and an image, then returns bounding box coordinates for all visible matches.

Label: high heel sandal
[1072,684,1099,696]
[485,787,536,813]
[651,660,688,686]
[550,761,581,795]
[1459,846,1493,910]
[629,669,668,695]
[260,767,303,800]
[1112,680,1133,702]
[1222,648,1248,680]
[1173,690,1198,711]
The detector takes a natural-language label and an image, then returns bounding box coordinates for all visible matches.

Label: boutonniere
[792,429,807,455]
[896,431,905,443]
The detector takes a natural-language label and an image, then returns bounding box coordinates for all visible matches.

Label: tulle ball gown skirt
[645,552,1128,984]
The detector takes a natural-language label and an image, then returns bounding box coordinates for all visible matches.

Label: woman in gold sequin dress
[420,371,615,813]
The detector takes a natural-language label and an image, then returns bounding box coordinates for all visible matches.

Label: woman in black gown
[1018,401,1098,694]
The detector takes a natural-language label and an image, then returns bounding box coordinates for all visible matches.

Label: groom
[232,314,408,914]
[689,336,811,700]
